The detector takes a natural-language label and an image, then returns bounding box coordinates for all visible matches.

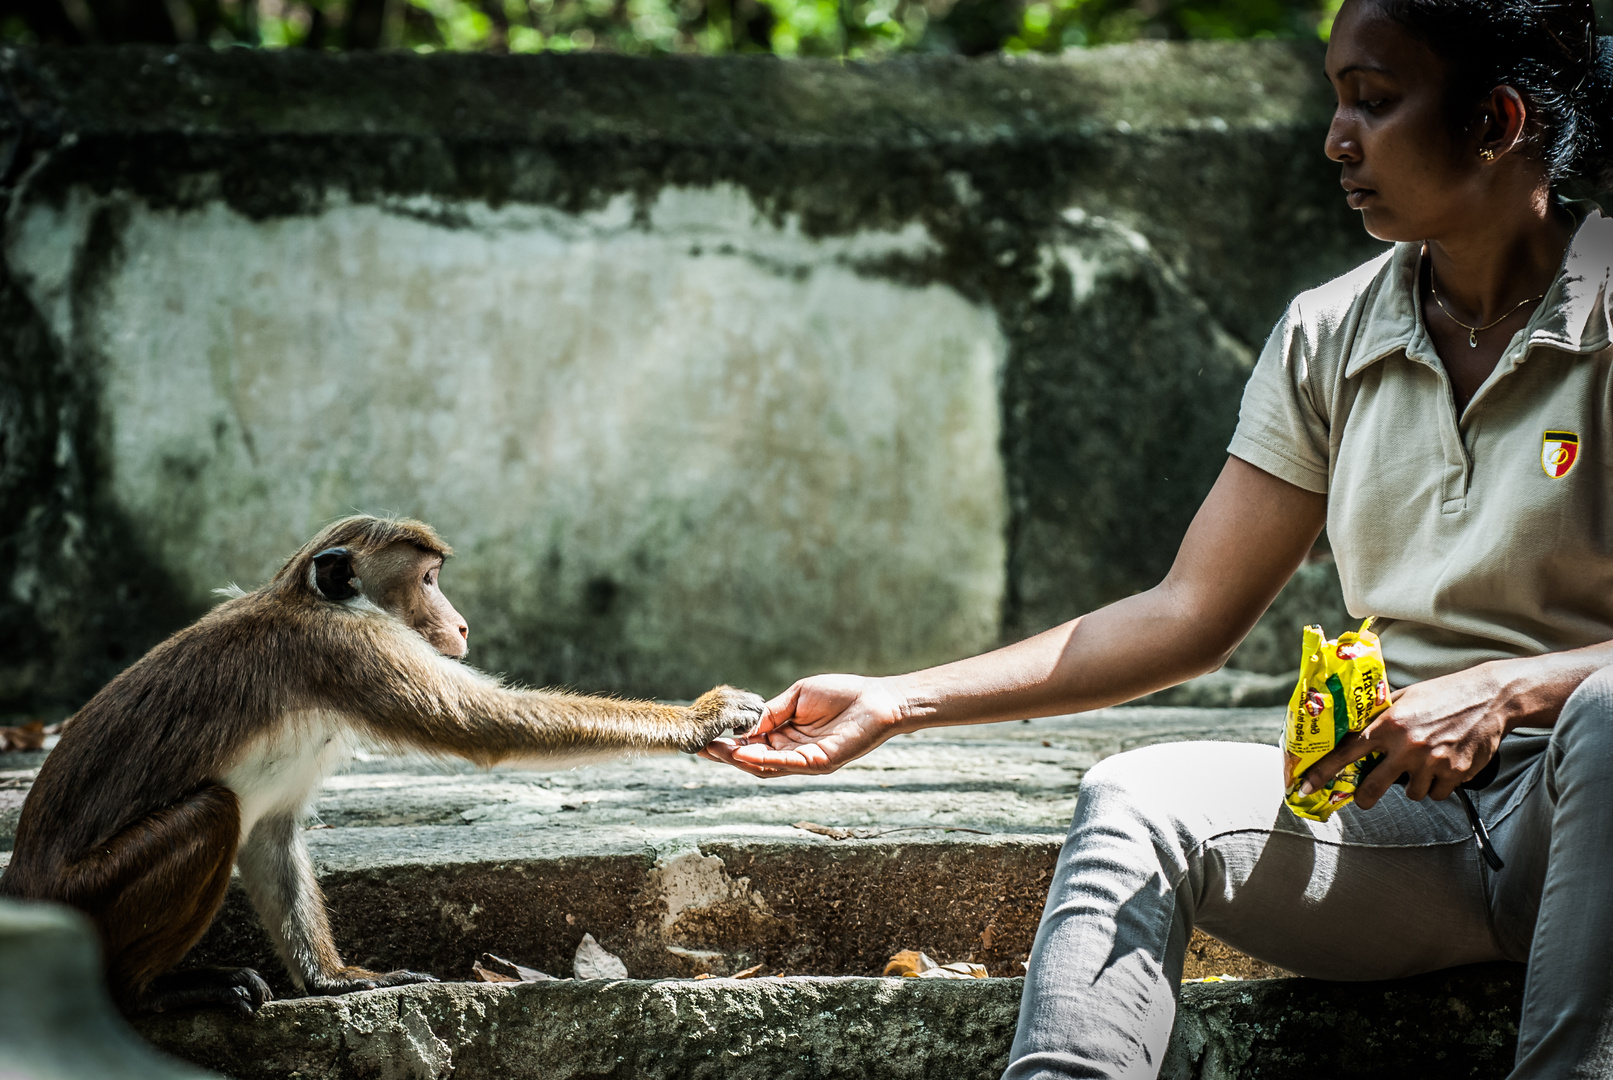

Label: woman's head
[1324,0,1611,241]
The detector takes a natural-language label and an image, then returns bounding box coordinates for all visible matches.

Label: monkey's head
[278,516,470,659]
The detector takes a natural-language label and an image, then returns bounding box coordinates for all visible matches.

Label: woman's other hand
[699,675,906,776]
[1300,664,1511,808]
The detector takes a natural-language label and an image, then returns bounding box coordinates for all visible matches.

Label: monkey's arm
[327,620,763,766]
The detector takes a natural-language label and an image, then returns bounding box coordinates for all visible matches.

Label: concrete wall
[0,44,1385,708]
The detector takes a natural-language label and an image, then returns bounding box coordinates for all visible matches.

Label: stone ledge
[4,41,1330,148]
[134,965,1526,1080]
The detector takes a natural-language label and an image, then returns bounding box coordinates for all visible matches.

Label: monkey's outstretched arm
[323,620,763,766]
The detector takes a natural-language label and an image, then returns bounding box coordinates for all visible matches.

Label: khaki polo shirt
[1229,208,1613,687]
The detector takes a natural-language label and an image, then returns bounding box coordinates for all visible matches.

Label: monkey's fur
[0,515,762,1015]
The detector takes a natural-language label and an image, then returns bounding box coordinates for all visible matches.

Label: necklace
[1428,274,1545,348]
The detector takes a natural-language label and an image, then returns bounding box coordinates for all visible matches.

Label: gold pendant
[1468,330,1478,348]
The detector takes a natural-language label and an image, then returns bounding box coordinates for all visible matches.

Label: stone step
[133,965,1526,1080]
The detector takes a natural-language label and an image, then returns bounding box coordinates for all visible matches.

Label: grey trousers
[1004,666,1613,1080]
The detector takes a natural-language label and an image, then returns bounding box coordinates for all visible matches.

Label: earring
[1478,147,1496,161]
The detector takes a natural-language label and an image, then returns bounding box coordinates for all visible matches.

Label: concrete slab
[3,706,1280,851]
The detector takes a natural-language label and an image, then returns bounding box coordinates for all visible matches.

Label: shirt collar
[1343,203,1613,379]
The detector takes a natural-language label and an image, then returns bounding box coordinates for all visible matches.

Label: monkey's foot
[683,685,766,751]
[308,967,439,995]
[142,967,273,1018]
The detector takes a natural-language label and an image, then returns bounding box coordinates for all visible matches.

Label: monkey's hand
[307,967,440,995]
[682,685,765,752]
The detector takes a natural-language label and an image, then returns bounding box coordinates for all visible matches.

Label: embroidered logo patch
[1542,430,1580,479]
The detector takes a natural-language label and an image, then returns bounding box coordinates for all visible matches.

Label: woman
[704,1,1613,1076]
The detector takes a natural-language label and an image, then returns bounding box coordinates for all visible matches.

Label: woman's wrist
[878,674,934,736]
[1480,652,1596,733]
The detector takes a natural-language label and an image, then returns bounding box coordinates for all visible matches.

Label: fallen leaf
[473,953,554,983]
[884,949,987,979]
[0,722,45,753]
[883,950,935,977]
[980,924,995,950]
[574,933,628,980]
[732,964,766,979]
[693,972,714,980]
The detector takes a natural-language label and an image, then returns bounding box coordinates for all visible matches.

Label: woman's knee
[1078,743,1197,816]
[1072,742,1262,851]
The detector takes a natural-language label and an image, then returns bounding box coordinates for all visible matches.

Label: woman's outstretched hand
[699,674,907,777]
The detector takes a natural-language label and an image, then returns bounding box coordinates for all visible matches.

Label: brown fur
[0,515,760,1013]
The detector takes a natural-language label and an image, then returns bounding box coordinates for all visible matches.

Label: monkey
[0,515,762,1016]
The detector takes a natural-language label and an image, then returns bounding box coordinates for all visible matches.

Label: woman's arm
[703,456,1328,776]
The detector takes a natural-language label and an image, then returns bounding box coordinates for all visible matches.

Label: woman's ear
[1473,84,1529,161]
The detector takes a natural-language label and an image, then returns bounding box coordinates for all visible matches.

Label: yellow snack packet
[1281,619,1392,822]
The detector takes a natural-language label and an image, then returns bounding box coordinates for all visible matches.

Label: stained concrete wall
[0,44,1384,709]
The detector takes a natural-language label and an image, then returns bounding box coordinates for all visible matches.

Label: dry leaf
[884,949,987,979]
[732,964,766,979]
[980,924,995,950]
[0,722,45,753]
[573,933,628,980]
[473,953,553,983]
[883,949,935,977]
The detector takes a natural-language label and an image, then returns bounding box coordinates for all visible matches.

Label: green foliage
[4,0,1608,58]
[1006,0,1339,52]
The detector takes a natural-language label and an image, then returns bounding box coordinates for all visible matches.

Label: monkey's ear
[312,547,359,601]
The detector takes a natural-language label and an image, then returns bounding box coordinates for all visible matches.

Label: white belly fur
[222,710,355,844]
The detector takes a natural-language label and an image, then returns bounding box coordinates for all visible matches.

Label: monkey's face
[315,543,468,659]
[369,546,470,659]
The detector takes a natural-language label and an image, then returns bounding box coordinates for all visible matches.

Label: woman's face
[1324,0,1481,242]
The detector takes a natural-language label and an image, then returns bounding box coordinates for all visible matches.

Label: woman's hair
[1372,0,1613,191]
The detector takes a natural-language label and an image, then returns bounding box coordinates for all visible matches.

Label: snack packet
[1281,619,1392,822]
